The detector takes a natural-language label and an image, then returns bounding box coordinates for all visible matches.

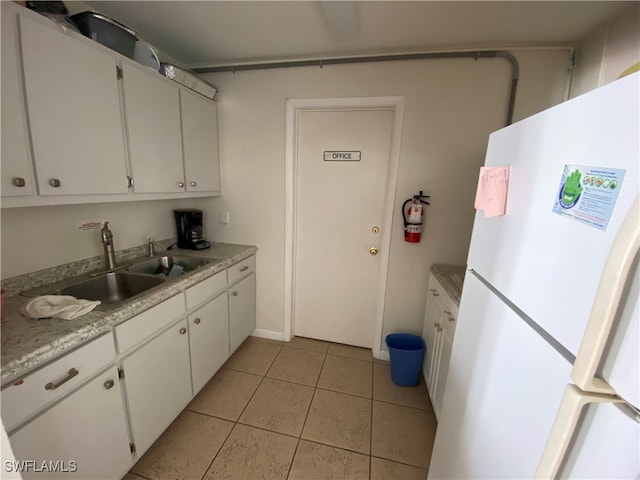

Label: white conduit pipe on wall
[192,50,520,126]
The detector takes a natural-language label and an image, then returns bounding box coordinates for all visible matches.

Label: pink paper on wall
[474,166,510,217]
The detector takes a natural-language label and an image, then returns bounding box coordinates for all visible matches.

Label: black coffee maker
[173,209,211,250]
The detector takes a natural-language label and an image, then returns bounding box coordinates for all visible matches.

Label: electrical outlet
[220,211,230,224]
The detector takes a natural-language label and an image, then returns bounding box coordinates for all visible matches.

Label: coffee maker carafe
[173,209,211,250]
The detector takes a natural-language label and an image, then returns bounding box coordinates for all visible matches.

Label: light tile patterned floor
[125,336,435,480]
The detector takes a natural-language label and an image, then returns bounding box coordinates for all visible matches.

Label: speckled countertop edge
[430,264,466,306]
[1,242,257,386]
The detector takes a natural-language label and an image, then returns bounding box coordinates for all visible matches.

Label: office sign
[324,151,361,161]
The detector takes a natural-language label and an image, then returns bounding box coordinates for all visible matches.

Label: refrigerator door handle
[535,384,624,479]
[571,196,640,394]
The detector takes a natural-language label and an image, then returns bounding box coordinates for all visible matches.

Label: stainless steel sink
[48,272,165,309]
[126,255,212,275]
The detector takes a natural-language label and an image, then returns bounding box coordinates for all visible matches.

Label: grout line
[296,438,372,458]
[370,455,430,471]
[128,472,154,480]
[198,420,237,480]
[372,397,430,412]
[369,352,375,480]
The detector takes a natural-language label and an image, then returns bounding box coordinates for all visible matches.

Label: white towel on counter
[21,295,101,320]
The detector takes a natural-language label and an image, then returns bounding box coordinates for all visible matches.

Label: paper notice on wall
[551,165,626,231]
[474,166,510,217]
[76,220,105,231]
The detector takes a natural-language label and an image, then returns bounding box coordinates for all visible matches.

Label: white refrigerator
[429,72,639,478]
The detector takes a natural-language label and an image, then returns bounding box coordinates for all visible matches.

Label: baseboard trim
[374,350,390,362]
[251,329,285,341]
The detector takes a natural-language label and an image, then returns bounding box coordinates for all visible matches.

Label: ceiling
[75,1,629,68]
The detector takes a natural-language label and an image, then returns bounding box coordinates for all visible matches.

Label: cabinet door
[229,273,256,353]
[9,366,132,480]
[1,4,34,197]
[19,15,129,195]
[122,63,184,193]
[434,327,453,419]
[422,290,442,384]
[122,319,192,455]
[181,90,221,193]
[189,292,229,394]
[428,324,443,411]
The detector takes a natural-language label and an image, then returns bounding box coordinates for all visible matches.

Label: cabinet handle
[432,291,439,297]
[45,368,78,390]
[179,327,187,335]
[194,318,201,325]
[448,316,455,322]
[177,181,185,188]
[49,178,61,188]
[190,181,197,187]
[12,177,26,187]
[239,266,249,272]
[232,291,238,296]
[104,379,115,390]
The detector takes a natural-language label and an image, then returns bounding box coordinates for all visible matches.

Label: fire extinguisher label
[406,224,421,233]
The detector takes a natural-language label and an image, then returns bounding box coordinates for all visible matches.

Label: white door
[122,63,184,193]
[181,89,221,193]
[20,14,129,196]
[294,108,395,348]
[9,366,132,480]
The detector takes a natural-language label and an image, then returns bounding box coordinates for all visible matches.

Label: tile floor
[124,336,436,480]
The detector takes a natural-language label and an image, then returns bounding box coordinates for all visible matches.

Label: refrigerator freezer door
[467,73,639,356]
[429,272,571,479]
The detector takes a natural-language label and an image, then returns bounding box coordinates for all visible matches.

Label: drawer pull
[232,291,238,296]
[103,379,115,390]
[45,368,79,390]
[432,291,439,297]
[194,318,201,325]
[239,266,250,272]
[179,328,187,335]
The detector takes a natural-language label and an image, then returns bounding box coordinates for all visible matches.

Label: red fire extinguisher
[402,191,430,243]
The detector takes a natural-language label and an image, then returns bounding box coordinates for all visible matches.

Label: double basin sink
[24,255,214,312]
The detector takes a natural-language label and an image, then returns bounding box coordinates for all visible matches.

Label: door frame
[284,96,404,357]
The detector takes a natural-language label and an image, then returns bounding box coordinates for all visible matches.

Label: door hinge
[127,176,134,189]
[118,367,125,379]
[116,66,123,80]
[129,443,136,453]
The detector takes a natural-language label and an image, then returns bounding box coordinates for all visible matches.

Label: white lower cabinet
[9,366,131,480]
[121,318,192,455]
[189,292,229,394]
[3,255,257,476]
[422,273,459,420]
[229,273,257,353]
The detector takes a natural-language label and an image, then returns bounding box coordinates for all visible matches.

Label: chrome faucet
[148,237,155,258]
[101,222,117,270]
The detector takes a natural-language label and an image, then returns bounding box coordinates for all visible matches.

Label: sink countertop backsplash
[430,264,466,306]
[0,241,257,386]
[1,238,178,296]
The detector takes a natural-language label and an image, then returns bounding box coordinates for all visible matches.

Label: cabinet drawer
[115,294,184,353]
[1,333,115,432]
[228,255,255,286]
[186,270,227,310]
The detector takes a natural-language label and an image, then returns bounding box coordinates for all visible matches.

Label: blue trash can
[385,333,426,386]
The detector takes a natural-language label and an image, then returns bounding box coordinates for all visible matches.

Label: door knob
[190,181,197,187]
[370,247,378,256]
[177,181,185,188]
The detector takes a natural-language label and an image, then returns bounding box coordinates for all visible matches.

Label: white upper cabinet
[1,3,35,198]
[19,14,129,196]
[181,90,221,193]
[122,63,185,193]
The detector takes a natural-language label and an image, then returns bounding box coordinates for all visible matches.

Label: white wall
[571,2,640,97]
[0,198,214,279]
[202,48,571,345]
